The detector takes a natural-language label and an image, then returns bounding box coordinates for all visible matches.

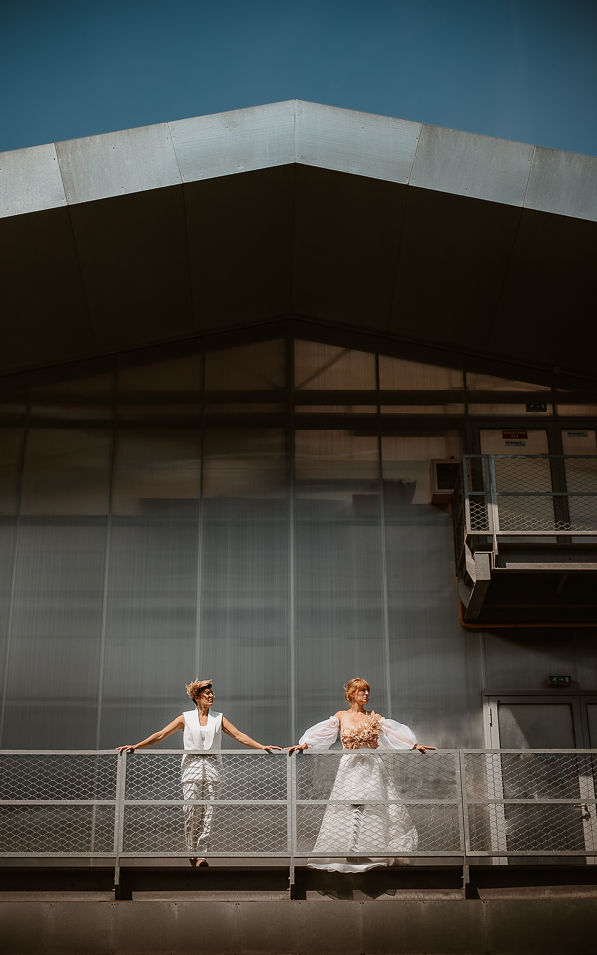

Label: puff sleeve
[379,717,417,750]
[298,716,339,751]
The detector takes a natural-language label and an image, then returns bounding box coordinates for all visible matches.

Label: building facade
[1,329,596,754]
[1,101,596,753]
[3,100,597,955]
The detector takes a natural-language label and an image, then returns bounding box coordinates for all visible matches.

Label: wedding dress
[298,712,418,872]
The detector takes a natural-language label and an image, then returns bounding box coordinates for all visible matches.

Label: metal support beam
[463,552,492,621]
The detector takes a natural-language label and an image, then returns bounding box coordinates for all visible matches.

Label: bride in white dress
[288,678,434,873]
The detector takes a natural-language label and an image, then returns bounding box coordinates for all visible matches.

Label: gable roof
[1,100,596,381]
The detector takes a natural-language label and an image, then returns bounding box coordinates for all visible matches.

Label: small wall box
[431,459,460,506]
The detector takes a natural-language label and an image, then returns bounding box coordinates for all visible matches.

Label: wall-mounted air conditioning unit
[430,458,460,506]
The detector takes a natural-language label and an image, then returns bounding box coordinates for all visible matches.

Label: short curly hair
[344,677,370,702]
[185,679,213,700]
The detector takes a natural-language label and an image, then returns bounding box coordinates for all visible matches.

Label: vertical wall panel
[100,430,201,748]
[382,435,481,748]
[200,429,290,746]
[0,429,23,745]
[294,430,388,732]
[3,521,108,747]
[2,429,111,747]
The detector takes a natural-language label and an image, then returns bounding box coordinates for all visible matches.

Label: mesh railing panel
[0,752,118,856]
[1,749,596,861]
[0,804,115,855]
[295,803,462,856]
[295,751,459,800]
[564,458,597,492]
[466,803,593,854]
[463,751,597,856]
[124,751,287,801]
[493,457,553,494]
[294,752,462,858]
[468,497,490,532]
[565,496,597,532]
[121,751,288,857]
[123,804,288,855]
[0,752,117,800]
[495,495,557,532]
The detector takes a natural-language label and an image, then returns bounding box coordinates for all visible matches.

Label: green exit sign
[526,402,548,412]
[549,675,571,686]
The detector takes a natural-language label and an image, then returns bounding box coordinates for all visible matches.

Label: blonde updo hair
[185,679,213,701]
[344,677,370,703]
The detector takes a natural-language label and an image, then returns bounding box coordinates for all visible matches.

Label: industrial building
[1,101,596,953]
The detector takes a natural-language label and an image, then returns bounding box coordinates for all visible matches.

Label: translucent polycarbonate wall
[294,430,388,727]
[3,335,594,753]
[200,428,290,745]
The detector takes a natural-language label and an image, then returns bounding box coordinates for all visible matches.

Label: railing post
[457,750,475,898]
[113,751,127,899]
[453,463,466,575]
[461,456,473,538]
[486,455,499,554]
[288,754,296,898]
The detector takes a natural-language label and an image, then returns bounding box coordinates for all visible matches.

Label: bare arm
[222,716,281,752]
[116,714,185,752]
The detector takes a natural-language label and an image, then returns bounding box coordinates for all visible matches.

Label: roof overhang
[1,100,596,381]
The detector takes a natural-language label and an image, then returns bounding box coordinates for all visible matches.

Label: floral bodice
[298,712,416,752]
[339,712,381,749]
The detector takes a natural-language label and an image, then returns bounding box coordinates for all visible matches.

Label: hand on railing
[285,743,308,755]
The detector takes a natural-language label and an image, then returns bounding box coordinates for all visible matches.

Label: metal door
[485,697,596,863]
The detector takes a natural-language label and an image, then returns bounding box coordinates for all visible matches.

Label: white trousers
[181,755,223,854]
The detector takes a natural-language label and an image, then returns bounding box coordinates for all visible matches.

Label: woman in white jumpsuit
[117,679,280,866]
[287,677,434,872]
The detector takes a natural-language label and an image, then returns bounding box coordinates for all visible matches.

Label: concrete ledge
[2,899,597,954]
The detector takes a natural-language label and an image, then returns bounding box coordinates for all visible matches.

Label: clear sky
[1,0,596,155]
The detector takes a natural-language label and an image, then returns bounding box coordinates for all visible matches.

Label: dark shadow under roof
[1,101,596,382]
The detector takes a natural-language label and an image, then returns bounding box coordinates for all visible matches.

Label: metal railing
[1,749,596,868]
[456,454,597,541]
[452,455,597,581]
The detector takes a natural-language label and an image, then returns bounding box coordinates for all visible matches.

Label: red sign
[502,430,527,440]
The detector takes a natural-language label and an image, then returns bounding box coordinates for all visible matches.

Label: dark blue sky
[1,0,596,155]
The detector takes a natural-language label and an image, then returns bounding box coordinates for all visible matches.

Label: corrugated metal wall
[0,337,595,751]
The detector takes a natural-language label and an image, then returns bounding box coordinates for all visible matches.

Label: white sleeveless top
[181,710,223,782]
[183,709,223,751]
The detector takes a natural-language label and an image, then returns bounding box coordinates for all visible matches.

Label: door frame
[483,695,588,749]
